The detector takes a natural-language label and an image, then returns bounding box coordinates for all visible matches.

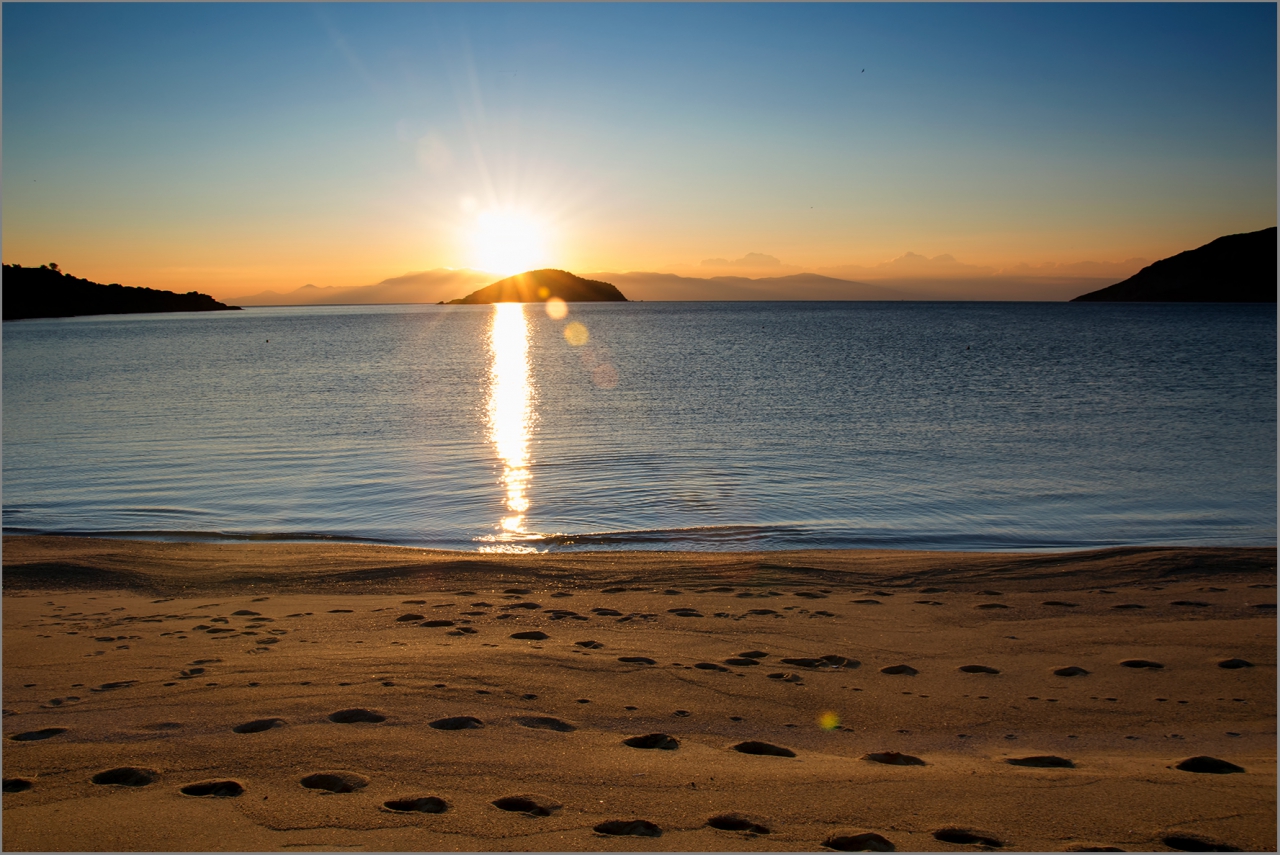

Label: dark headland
[1072,227,1277,302]
[447,268,628,304]
[2,264,241,321]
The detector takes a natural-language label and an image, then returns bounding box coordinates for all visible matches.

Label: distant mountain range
[227,268,496,306]
[447,269,626,304]
[1073,227,1276,302]
[587,271,905,302]
[2,264,240,321]
[219,228,1278,307]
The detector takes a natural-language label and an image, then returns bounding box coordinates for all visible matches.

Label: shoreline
[4,535,1275,851]
[4,535,1277,596]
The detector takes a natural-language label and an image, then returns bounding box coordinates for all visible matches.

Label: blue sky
[4,3,1275,298]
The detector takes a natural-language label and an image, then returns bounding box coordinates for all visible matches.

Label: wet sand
[2,536,1275,852]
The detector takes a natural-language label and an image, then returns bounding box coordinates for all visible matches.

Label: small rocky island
[2,264,241,321]
[447,269,627,304]
[1072,227,1276,302]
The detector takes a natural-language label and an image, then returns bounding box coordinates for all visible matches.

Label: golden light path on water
[480,302,538,553]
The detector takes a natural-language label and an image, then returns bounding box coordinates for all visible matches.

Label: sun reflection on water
[479,302,539,553]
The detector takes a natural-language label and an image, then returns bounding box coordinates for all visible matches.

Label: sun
[469,210,549,277]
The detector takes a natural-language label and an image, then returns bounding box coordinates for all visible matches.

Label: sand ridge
[2,537,1275,851]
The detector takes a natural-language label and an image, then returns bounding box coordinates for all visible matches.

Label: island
[1072,227,1276,302]
[2,264,242,321]
[446,268,628,304]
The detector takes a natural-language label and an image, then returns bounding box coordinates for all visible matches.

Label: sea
[3,301,1275,553]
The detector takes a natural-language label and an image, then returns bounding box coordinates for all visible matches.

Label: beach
[2,536,1275,852]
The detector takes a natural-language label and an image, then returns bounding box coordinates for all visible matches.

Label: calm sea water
[3,302,1275,552]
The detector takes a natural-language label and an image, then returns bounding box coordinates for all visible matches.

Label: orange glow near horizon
[480,302,538,553]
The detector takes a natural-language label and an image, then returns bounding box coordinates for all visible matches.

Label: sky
[3,3,1276,301]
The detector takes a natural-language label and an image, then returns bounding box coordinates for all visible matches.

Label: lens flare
[818,711,841,731]
[564,322,589,346]
[545,297,568,320]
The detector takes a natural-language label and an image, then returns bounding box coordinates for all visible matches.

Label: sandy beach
[2,536,1274,852]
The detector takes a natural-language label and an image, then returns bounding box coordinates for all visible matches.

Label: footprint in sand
[863,751,926,766]
[328,708,386,724]
[852,599,882,605]
[41,696,81,709]
[783,655,857,669]
[180,780,245,797]
[976,603,1010,610]
[1175,756,1244,774]
[595,819,662,837]
[1120,659,1164,669]
[618,656,657,665]
[823,832,895,851]
[1042,601,1079,608]
[932,827,1004,847]
[1007,755,1074,768]
[1162,833,1242,852]
[430,716,483,730]
[515,716,575,732]
[301,772,368,793]
[422,619,455,627]
[624,733,679,750]
[1112,604,1146,610]
[881,664,918,676]
[746,608,779,615]
[725,657,761,666]
[708,813,770,834]
[233,718,285,734]
[396,613,425,622]
[3,778,34,793]
[1171,601,1210,607]
[767,672,803,683]
[574,640,604,649]
[9,727,67,742]
[501,602,541,611]
[958,665,1000,674]
[1218,658,1254,669]
[510,631,549,640]
[1054,666,1090,677]
[732,741,796,757]
[384,796,448,813]
[694,662,730,672]
[492,794,560,816]
[92,767,157,787]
